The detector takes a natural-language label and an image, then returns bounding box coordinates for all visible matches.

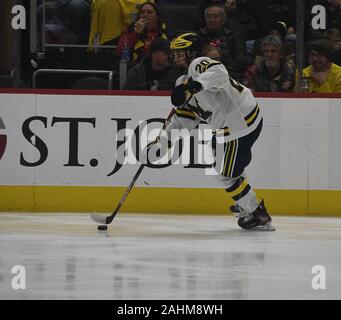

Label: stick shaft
[91,107,177,225]
[112,163,145,215]
[110,108,176,217]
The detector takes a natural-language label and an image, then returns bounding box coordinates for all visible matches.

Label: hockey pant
[213,119,263,213]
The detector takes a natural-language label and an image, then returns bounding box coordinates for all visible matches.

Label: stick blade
[91,213,109,224]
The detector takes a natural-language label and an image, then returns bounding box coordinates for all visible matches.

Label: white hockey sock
[216,173,259,213]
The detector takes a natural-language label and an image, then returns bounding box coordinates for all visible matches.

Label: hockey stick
[91,106,177,225]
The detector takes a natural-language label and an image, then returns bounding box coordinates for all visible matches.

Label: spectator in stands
[324,28,341,65]
[123,38,180,90]
[38,0,91,44]
[201,44,224,61]
[268,0,296,35]
[88,0,125,47]
[88,0,149,47]
[243,35,295,92]
[224,0,274,40]
[198,0,226,26]
[298,38,341,93]
[269,21,289,42]
[116,1,168,67]
[251,21,289,59]
[198,4,247,81]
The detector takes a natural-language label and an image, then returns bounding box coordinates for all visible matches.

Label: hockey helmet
[170,33,203,65]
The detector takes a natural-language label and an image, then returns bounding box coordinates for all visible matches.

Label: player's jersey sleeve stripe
[175,109,197,120]
[244,104,260,126]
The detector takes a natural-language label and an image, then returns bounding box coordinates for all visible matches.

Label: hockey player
[150,33,275,231]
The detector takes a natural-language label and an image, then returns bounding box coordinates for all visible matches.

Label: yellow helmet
[170,33,202,66]
[170,33,202,52]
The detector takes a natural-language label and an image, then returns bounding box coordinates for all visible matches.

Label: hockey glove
[171,83,188,107]
[187,77,202,94]
[171,77,202,107]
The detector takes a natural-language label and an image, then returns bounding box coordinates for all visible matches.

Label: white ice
[0,213,340,300]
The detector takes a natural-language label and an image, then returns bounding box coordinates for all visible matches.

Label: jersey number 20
[195,59,220,74]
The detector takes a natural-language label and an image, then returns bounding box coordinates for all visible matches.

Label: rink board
[0,185,341,216]
[1,91,341,216]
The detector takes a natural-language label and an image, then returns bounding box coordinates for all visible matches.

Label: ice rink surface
[0,213,340,300]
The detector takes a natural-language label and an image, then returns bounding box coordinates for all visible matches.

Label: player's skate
[232,200,275,231]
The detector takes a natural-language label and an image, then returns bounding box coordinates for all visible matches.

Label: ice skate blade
[252,222,276,231]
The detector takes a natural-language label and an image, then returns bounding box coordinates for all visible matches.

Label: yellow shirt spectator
[298,39,341,93]
[302,63,341,93]
[88,0,153,47]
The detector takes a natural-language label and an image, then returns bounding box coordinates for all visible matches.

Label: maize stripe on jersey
[175,108,197,120]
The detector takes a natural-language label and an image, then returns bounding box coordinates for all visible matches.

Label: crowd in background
[16,0,341,92]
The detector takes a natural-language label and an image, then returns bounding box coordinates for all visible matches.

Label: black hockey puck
[98,225,108,231]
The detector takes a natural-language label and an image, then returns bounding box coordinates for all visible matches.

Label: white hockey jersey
[165,57,262,142]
